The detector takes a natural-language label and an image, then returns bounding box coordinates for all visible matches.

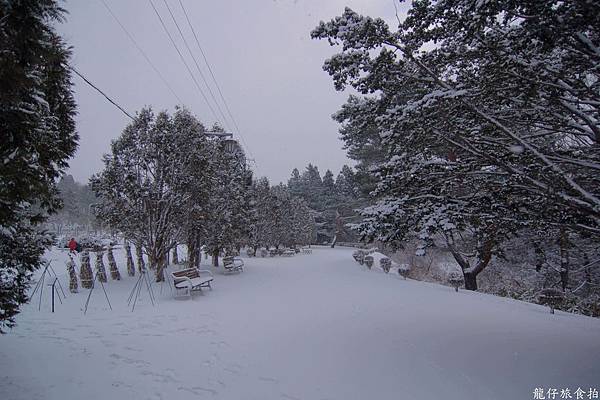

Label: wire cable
[147,0,221,125]
[176,0,258,171]
[70,66,135,120]
[161,0,231,132]
[100,0,183,105]
[177,0,241,134]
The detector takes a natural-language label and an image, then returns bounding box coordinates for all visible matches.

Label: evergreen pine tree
[288,168,303,197]
[202,140,253,265]
[312,3,600,289]
[322,169,337,208]
[0,0,78,331]
[248,177,272,251]
[91,108,199,281]
[301,164,324,210]
[335,165,358,201]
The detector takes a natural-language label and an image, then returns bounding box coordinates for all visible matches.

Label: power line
[177,0,239,135]
[100,0,183,105]
[70,66,134,120]
[176,0,258,172]
[161,0,231,132]
[392,0,402,26]
[147,0,221,125]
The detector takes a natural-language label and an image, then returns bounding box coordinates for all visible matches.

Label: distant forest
[46,175,98,235]
[49,162,366,245]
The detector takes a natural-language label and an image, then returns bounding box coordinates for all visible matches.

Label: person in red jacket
[68,238,78,253]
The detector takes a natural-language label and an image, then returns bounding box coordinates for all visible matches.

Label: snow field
[0,245,599,400]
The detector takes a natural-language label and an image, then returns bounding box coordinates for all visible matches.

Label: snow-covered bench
[166,266,213,298]
[281,249,295,257]
[223,256,244,273]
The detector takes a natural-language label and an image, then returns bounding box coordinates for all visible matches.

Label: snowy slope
[1,246,599,400]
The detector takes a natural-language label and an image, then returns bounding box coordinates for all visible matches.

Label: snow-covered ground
[1,246,599,400]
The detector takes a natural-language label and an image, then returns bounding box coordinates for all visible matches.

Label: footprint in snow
[141,370,178,384]
[109,353,150,367]
[210,340,230,348]
[178,386,218,396]
[282,394,301,400]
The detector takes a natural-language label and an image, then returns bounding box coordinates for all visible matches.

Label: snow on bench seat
[173,275,213,289]
[167,267,213,298]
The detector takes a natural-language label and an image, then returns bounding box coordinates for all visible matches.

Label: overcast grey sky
[58,0,404,185]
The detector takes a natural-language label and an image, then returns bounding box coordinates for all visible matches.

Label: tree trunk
[584,252,592,285]
[212,252,219,267]
[464,272,478,291]
[155,251,167,282]
[195,236,202,267]
[172,245,179,264]
[125,241,135,277]
[187,236,196,267]
[533,241,544,272]
[148,252,157,271]
[559,228,570,291]
[447,234,494,292]
[135,243,145,273]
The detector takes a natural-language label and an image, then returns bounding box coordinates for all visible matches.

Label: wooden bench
[281,249,295,257]
[223,256,244,273]
[167,267,213,298]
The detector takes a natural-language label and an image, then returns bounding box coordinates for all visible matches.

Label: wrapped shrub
[107,245,121,280]
[80,250,94,289]
[353,250,366,265]
[67,255,78,293]
[380,257,392,273]
[95,250,108,283]
[448,271,464,292]
[397,264,410,280]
